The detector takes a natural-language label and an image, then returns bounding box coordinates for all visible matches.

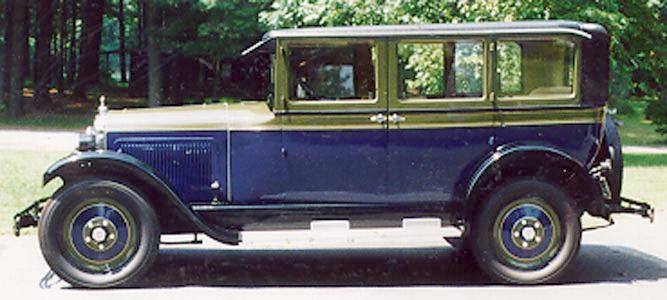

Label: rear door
[278,39,390,203]
[386,38,496,203]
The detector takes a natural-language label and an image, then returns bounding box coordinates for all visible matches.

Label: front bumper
[604,196,655,223]
[13,197,49,237]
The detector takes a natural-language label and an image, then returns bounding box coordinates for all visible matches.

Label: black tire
[471,179,581,284]
[38,179,159,288]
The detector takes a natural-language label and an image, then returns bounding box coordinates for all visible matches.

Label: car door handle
[388,113,406,123]
[370,113,387,123]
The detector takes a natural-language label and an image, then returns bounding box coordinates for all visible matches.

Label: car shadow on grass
[134,244,667,288]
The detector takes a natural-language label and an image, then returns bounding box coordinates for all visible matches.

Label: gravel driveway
[0,214,665,300]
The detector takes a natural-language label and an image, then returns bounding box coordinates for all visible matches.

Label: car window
[497,39,575,98]
[288,43,376,101]
[397,40,484,100]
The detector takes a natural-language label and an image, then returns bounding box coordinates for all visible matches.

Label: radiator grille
[116,138,213,198]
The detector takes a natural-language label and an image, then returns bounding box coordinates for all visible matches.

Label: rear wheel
[471,179,581,284]
[39,179,159,288]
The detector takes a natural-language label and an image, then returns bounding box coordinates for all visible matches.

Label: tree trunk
[8,0,29,118]
[0,0,10,105]
[33,0,56,109]
[119,0,127,83]
[146,0,162,107]
[0,38,4,106]
[213,59,221,99]
[57,0,67,94]
[67,0,77,86]
[75,0,105,97]
[21,1,29,82]
[138,0,146,50]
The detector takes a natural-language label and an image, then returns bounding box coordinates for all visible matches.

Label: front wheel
[471,179,581,284]
[39,179,159,288]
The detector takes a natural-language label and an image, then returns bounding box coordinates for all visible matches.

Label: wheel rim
[493,197,562,270]
[63,200,138,273]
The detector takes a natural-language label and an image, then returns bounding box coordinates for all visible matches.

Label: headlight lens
[78,126,100,151]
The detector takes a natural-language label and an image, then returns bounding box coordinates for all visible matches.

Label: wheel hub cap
[510,217,545,250]
[65,201,137,272]
[494,198,562,269]
[82,216,118,251]
[91,227,107,242]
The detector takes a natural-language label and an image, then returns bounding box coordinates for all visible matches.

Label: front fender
[43,150,240,245]
[44,150,159,186]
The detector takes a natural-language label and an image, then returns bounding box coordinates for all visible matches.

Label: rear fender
[463,145,598,214]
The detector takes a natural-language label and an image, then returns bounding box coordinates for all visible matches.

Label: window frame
[493,35,581,108]
[388,38,492,112]
[276,38,388,113]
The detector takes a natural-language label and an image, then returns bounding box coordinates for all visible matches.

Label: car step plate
[238,218,462,249]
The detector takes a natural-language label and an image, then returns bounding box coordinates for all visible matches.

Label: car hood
[94,101,276,132]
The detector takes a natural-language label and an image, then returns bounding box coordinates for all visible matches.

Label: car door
[277,39,390,203]
[386,38,497,204]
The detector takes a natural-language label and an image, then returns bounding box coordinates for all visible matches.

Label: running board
[239,218,463,248]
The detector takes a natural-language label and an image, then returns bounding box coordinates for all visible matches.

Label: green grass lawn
[0,150,66,235]
[616,100,667,146]
[622,166,667,211]
[1,149,666,236]
[624,154,667,167]
[0,113,92,131]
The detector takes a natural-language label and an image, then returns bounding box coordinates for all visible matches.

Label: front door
[279,39,390,203]
[386,39,496,203]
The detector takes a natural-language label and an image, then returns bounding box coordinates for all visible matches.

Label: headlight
[78,126,99,151]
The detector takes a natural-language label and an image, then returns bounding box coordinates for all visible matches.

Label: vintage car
[14,20,654,288]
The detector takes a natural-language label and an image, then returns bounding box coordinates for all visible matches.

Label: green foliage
[397,41,483,97]
[618,99,666,145]
[154,0,270,60]
[648,90,667,135]
[398,43,445,96]
[498,42,522,95]
[454,42,484,94]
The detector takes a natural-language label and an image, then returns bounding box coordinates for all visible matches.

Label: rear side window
[397,40,484,100]
[288,43,376,101]
[497,39,576,98]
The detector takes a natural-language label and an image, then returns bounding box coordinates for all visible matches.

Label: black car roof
[242,20,606,56]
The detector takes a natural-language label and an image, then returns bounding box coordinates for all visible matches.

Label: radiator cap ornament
[98,95,108,114]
